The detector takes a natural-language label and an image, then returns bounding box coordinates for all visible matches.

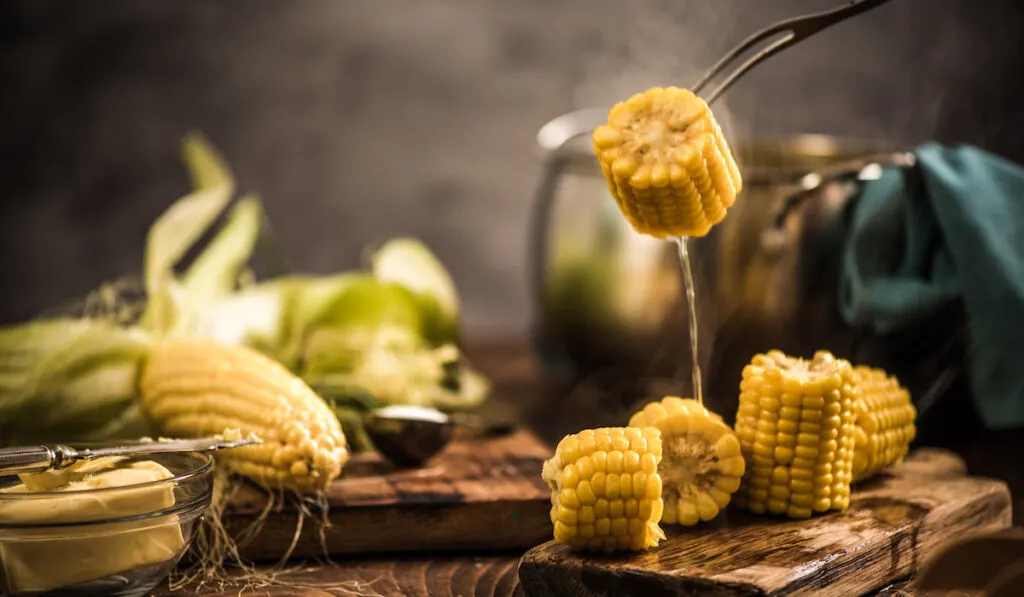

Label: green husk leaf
[317,277,423,334]
[300,324,420,377]
[301,326,487,411]
[275,273,362,367]
[187,282,288,352]
[330,407,376,453]
[0,319,155,444]
[182,194,265,303]
[140,133,236,335]
[182,130,234,192]
[370,238,461,345]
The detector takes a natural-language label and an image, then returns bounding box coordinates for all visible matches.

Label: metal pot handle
[527,152,569,360]
[769,150,917,229]
[528,108,606,372]
[535,107,608,157]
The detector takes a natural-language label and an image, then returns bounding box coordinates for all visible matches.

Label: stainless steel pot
[529,109,965,425]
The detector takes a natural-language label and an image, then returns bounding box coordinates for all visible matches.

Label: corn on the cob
[851,366,917,482]
[592,86,742,239]
[541,427,666,552]
[733,350,858,519]
[628,397,744,526]
[139,338,349,493]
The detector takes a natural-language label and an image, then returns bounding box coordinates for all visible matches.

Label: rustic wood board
[222,428,553,560]
[149,556,916,597]
[517,448,1013,597]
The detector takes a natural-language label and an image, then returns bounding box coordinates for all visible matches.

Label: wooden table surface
[150,341,1014,597]
[155,557,918,597]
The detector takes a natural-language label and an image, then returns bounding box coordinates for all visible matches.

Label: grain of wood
[222,429,553,560]
[153,556,526,597]
[517,448,1012,597]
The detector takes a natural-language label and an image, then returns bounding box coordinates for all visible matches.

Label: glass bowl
[0,448,214,597]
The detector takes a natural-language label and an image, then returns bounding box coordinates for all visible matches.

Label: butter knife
[0,436,261,477]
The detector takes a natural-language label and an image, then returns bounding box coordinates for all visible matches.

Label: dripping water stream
[675,237,702,406]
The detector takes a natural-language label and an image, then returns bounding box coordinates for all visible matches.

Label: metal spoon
[363,405,515,468]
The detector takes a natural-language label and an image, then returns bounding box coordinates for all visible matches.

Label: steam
[568,0,984,151]
[571,0,747,145]
[566,0,749,407]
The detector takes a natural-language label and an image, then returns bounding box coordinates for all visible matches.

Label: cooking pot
[528,108,966,428]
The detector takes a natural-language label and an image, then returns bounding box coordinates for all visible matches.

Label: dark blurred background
[1,0,1022,336]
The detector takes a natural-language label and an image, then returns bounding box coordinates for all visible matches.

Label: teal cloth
[839,142,1024,430]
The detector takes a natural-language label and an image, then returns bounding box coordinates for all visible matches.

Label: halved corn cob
[628,397,745,525]
[541,427,665,552]
[851,366,917,482]
[733,350,858,519]
[139,337,350,493]
[592,86,742,239]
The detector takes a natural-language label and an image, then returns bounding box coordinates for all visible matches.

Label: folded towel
[839,143,1024,430]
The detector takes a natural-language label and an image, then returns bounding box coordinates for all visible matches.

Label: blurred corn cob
[140,337,349,493]
[851,366,917,482]
[541,427,665,552]
[592,86,742,239]
[733,350,858,519]
[628,397,744,526]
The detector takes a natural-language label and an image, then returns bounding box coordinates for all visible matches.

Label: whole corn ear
[592,86,743,239]
[851,366,917,482]
[733,350,858,519]
[541,427,666,552]
[628,397,745,526]
[139,338,349,493]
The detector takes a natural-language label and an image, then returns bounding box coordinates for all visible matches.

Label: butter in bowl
[0,450,214,596]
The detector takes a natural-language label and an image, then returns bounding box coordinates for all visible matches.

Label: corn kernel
[139,338,350,494]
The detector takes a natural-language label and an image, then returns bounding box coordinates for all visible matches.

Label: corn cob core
[592,86,743,239]
[139,338,350,494]
[628,397,745,526]
[733,350,858,519]
[541,427,666,552]
[852,366,917,482]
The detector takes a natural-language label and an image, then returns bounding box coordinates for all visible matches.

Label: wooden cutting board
[518,448,1013,597]
[222,428,553,560]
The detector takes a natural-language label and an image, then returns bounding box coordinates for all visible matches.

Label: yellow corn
[851,366,917,482]
[733,350,858,519]
[541,427,665,552]
[139,338,350,493]
[592,86,742,239]
[628,397,744,526]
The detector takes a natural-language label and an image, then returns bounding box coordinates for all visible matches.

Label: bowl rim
[0,449,214,499]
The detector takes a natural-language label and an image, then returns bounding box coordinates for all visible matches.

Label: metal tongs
[693,0,895,104]
[0,436,262,477]
[536,0,897,154]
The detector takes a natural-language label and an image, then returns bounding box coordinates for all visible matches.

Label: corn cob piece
[628,397,745,526]
[733,350,858,519]
[851,366,917,482]
[139,338,350,494]
[592,86,743,239]
[541,427,666,552]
